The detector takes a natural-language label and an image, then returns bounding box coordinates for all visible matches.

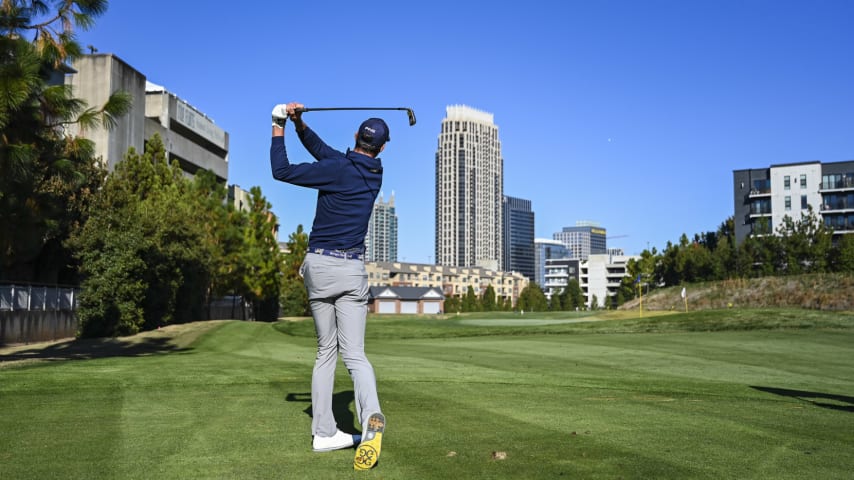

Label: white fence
[0,284,79,345]
[0,286,259,345]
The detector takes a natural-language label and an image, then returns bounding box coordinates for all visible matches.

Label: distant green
[2,310,852,479]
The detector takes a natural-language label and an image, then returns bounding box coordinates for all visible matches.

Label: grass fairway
[2,310,853,479]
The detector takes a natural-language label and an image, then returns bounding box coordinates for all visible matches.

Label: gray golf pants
[300,252,381,437]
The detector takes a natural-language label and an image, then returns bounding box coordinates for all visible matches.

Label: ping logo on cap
[357,118,390,148]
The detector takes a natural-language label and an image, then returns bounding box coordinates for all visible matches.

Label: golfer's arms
[298,127,341,162]
[270,136,339,187]
[270,136,291,180]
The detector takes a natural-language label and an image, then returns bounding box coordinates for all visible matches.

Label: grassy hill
[620,273,854,312]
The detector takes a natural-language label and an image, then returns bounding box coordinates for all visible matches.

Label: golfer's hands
[286,102,306,131]
[272,104,287,128]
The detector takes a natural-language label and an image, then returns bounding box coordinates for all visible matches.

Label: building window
[801,195,808,210]
[800,174,807,188]
[785,196,791,211]
[784,176,791,190]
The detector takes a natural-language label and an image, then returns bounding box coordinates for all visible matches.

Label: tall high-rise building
[365,192,398,263]
[554,221,607,261]
[503,195,535,280]
[435,105,503,270]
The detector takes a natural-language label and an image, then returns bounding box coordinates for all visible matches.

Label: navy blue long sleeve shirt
[270,127,383,251]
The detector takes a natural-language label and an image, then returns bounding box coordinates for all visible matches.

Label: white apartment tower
[365,192,398,263]
[435,105,504,270]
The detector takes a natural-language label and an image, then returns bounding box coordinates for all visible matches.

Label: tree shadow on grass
[0,336,189,364]
[285,390,360,435]
[752,386,854,413]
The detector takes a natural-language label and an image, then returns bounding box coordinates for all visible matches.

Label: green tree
[630,247,658,288]
[615,275,636,308]
[683,240,715,282]
[739,217,778,277]
[831,234,854,272]
[443,294,460,314]
[71,135,208,336]
[280,224,309,316]
[481,284,497,311]
[712,235,735,280]
[549,289,563,311]
[501,295,514,311]
[776,215,805,274]
[242,187,282,321]
[560,278,583,310]
[461,286,480,312]
[776,207,832,274]
[712,217,739,278]
[612,289,625,309]
[517,282,547,312]
[0,0,131,282]
[191,171,247,302]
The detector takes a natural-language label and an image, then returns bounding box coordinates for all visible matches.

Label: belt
[311,248,364,261]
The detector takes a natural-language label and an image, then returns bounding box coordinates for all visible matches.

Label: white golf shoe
[312,429,357,452]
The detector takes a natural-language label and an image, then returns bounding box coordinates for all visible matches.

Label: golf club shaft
[294,107,416,126]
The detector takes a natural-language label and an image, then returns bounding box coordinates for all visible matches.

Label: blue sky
[76,1,854,263]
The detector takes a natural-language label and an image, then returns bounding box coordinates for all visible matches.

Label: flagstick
[639,283,643,318]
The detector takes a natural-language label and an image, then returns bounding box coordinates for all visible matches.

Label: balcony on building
[820,197,854,213]
[748,205,772,218]
[824,214,854,234]
[819,173,854,193]
[745,178,770,198]
[747,188,772,198]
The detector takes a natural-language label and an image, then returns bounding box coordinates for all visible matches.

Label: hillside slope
[619,273,854,312]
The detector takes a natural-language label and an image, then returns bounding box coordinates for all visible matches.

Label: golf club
[294,107,417,126]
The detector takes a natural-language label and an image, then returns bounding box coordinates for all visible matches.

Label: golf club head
[405,109,417,126]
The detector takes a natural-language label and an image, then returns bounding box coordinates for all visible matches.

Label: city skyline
[72,1,854,263]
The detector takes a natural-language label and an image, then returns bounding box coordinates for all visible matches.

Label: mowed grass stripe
[378,347,849,478]
[2,312,853,479]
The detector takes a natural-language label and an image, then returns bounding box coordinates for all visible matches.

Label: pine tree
[0,0,130,283]
[481,284,496,311]
[280,225,309,316]
[242,186,283,321]
[462,285,480,312]
[1,0,130,282]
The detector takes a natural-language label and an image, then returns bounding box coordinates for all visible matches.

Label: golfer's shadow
[285,391,360,434]
[752,386,854,412]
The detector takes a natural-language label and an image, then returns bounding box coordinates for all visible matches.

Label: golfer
[270,102,386,470]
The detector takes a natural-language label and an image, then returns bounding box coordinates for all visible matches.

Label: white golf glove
[272,104,288,127]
